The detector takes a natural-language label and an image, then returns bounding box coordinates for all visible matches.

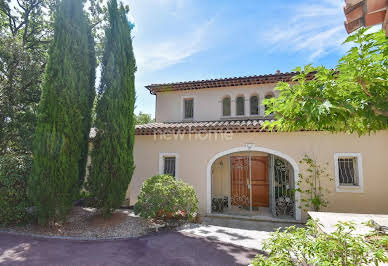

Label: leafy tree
[0,37,43,155]
[0,0,54,155]
[28,0,95,225]
[263,29,388,135]
[135,112,154,125]
[0,0,104,157]
[87,0,136,216]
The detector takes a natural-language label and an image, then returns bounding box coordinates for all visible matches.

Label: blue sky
[125,0,348,116]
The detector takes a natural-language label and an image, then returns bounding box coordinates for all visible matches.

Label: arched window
[250,95,259,115]
[264,94,274,115]
[236,96,245,116]
[222,97,231,116]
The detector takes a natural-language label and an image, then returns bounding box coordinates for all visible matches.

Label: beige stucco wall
[155,84,280,122]
[129,131,388,221]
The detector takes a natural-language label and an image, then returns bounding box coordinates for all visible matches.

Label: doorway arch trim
[206,144,301,221]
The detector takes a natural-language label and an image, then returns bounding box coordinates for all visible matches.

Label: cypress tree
[87,0,136,215]
[29,0,95,225]
[78,23,97,186]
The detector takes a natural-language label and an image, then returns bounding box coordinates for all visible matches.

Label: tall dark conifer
[87,0,136,215]
[29,0,95,225]
[78,23,97,185]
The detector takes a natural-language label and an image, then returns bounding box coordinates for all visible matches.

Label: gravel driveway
[0,231,259,266]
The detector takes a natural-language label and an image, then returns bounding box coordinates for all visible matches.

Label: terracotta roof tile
[134,119,274,135]
[145,71,315,94]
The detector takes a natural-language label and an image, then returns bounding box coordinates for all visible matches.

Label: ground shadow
[0,231,260,266]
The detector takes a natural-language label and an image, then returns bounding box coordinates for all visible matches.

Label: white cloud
[262,0,348,61]
[134,18,214,72]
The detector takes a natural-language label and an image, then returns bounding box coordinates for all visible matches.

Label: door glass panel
[274,157,294,217]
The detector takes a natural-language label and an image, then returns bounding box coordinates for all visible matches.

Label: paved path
[309,211,388,235]
[178,217,299,250]
[0,231,258,266]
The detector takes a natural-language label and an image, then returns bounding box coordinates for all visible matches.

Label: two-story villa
[129,71,388,222]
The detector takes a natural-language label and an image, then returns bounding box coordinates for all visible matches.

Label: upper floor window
[264,94,274,115]
[184,98,194,119]
[222,97,231,116]
[250,95,259,115]
[236,96,245,116]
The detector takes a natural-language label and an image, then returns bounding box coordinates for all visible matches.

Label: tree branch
[371,105,388,117]
[359,78,372,97]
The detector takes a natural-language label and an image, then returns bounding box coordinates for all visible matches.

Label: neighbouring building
[90,71,388,222]
[344,0,388,36]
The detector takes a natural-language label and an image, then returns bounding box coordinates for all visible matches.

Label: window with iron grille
[164,157,176,177]
[236,96,245,116]
[250,96,259,115]
[338,157,358,185]
[184,98,194,119]
[222,97,231,116]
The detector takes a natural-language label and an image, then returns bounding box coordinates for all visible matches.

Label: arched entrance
[206,144,301,221]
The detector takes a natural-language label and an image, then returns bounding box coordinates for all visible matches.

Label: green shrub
[0,155,32,225]
[252,220,388,266]
[134,175,199,221]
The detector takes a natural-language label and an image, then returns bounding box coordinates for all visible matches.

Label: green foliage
[0,0,53,155]
[134,175,199,221]
[29,0,95,225]
[87,0,136,216]
[252,220,388,266]
[135,112,154,125]
[263,29,388,135]
[377,236,388,250]
[0,155,32,225]
[0,37,43,155]
[296,155,333,212]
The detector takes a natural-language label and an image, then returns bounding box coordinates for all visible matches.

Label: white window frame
[159,152,179,178]
[334,153,363,193]
[181,95,197,121]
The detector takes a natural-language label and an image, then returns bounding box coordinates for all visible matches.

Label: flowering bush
[134,175,199,221]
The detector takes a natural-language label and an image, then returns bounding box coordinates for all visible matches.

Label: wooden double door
[230,156,269,208]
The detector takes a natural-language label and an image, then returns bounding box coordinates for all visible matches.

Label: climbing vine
[296,155,333,212]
